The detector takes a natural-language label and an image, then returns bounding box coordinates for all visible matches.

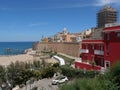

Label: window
[98,45,101,50]
[92,44,94,50]
[107,33,110,40]
[105,61,110,69]
[117,33,120,37]
[101,46,103,50]
[101,32,104,37]
[86,44,88,49]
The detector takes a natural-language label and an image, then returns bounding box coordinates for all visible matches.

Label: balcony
[80,49,89,53]
[94,50,104,55]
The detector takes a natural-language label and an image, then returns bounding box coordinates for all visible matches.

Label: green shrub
[33,70,41,80]
[60,66,76,79]
[41,67,55,78]
[0,65,6,82]
[59,77,119,90]
[52,63,59,68]
[60,65,98,79]
[111,61,120,87]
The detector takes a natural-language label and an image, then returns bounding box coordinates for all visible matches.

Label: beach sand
[0,54,33,66]
[0,54,59,66]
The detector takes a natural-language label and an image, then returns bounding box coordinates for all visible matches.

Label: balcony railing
[80,49,89,53]
[94,50,104,55]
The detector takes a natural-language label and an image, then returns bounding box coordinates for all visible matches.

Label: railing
[94,50,104,55]
[80,49,89,53]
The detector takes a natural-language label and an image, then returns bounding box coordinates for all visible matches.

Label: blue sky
[0,0,120,42]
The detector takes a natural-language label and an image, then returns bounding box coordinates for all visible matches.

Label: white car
[52,76,68,85]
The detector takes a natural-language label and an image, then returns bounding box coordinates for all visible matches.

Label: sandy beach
[0,54,59,66]
[0,54,34,66]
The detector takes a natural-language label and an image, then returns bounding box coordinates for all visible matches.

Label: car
[52,76,68,85]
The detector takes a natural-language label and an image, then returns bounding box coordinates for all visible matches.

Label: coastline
[0,48,35,66]
[0,48,58,66]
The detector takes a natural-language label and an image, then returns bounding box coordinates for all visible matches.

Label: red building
[104,25,120,68]
[75,24,120,70]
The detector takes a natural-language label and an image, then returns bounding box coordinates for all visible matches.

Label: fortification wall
[37,42,81,57]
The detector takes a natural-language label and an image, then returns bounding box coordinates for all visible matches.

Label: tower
[97,5,118,28]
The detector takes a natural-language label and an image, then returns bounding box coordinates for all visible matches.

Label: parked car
[52,76,68,85]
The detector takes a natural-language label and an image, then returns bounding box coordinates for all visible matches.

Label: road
[20,78,58,90]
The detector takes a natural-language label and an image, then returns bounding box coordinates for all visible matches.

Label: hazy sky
[0,0,120,41]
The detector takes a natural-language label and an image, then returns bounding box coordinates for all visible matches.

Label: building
[103,24,120,68]
[41,38,49,42]
[74,5,120,70]
[97,5,117,28]
[75,23,120,70]
[90,6,118,40]
[48,27,93,43]
[48,28,71,42]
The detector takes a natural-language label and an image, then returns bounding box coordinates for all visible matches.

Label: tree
[111,61,120,88]
[33,70,41,80]
[0,65,6,82]
[41,67,55,78]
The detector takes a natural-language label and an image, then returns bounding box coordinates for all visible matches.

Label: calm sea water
[0,42,33,55]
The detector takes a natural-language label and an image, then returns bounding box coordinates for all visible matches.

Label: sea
[0,42,34,55]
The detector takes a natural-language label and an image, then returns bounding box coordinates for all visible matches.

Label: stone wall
[37,42,81,57]
[32,42,39,50]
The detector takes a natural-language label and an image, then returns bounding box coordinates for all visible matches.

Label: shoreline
[0,48,35,66]
[0,53,26,57]
[0,48,58,66]
[0,48,33,56]
[0,54,59,66]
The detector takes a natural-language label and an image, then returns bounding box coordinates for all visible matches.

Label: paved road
[21,78,58,90]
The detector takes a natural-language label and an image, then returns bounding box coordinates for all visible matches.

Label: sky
[0,0,120,42]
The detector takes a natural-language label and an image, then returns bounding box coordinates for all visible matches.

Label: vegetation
[57,54,74,66]
[59,77,119,90]
[0,65,6,83]
[111,61,120,87]
[60,65,99,79]
[59,61,120,90]
[41,51,56,58]
[0,60,56,89]
[41,51,74,66]
[0,60,98,89]
[1,50,120,90]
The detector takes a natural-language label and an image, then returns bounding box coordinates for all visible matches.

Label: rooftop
[98,5,117,13]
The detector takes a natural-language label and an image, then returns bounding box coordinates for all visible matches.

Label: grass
[57,54,74,65]
[41,51,74,66]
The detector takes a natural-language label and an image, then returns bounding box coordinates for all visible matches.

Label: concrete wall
[91,28,103,40]
[37,42,81,57]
